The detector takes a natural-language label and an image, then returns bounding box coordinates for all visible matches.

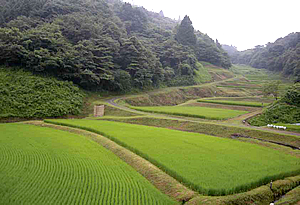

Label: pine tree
[175,15,196,46]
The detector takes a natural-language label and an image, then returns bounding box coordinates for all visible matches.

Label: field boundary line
[24,121,198,204]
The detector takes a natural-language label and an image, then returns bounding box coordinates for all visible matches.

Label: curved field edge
[129,106,248,120]
[197,99,269,107]
[45,119,300,196]
[106,117,300,149]
[186,175,300,205]
[0,123,176,205]
[274,185,300,205]
[27,121,196,203]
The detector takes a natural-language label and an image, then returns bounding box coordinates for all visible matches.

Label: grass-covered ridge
[0,123,175,204]
[130,106,248,120]
[197,99,270,107]
[249,83,300,126]
[0,68,84,119]
[46,119,300,196]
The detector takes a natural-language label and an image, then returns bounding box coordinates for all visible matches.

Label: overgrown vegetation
[274,185,300,205]
[45,119,300,196]
[0,68,84,119]
[249,83,300,126]
[0,123,176,204]
[272,123,300,133]
[0,0,231,92]
[104,105,141,117]
[223,32,300,82]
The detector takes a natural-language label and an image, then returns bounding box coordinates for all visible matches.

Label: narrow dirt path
[223,109,262,125]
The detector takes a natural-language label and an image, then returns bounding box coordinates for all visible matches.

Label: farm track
[25,121,197,203]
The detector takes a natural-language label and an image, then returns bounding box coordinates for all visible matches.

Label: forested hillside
[0,67,84,119]
[0,0,231,91]
[223,32,300,82]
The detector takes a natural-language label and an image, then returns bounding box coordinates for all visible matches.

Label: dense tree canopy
[175,15,197,46]
[223,33,300,81]
[0,0,231,91]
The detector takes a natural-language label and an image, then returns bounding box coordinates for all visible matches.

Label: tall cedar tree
[175,15,197,46]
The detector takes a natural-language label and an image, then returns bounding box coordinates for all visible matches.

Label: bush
[0,67,84,118]
[248,102,300,126]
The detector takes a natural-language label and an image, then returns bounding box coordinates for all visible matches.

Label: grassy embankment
[123,63,237,107]
[197,99,270,107]
[45,119,300,196]
[123,64,284,108]
[274,185,300,205]
[101,117,300,153]
[129,106,248,120]
[269,123,300,134]
[0,123,176,204]
[0,68,84,120]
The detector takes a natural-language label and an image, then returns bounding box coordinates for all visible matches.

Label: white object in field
[94,105,105,117]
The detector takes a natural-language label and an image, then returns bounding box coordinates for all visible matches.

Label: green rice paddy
[197,99,270,107]
[46,119,300,196]
[130,106,248,120]
[0,123,175,204]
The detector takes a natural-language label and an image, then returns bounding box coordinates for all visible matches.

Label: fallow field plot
[46,119,300,196]
[0,123,176,205]
[130,106,248,120]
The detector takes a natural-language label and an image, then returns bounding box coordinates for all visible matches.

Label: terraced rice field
[129,106,248,120]
[197,99,270,107]
[46,119,300,195]
[0,123,176,204]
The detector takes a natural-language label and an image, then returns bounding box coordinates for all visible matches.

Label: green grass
[46,119,300,196]
[275,185,300,205]
[0,67,84,119]
[0,123,175,204]
[129,106,248,120]
[197,99,270,107]
[273,123,300,133]
[101,117,300,149]
[193,62,212,84]
[248,103,300,126]
[104,105,141,117]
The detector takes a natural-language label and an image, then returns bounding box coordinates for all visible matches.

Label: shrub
[0,67,84,118]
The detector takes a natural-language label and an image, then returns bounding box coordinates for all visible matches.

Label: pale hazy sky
[124,0,300,51]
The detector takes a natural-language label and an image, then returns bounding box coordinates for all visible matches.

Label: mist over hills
[222,32,300,82]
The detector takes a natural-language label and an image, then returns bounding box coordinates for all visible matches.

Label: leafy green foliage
[283,83,300,106]
[0,68,84,118]
[0,123,175,204]
[0,0,231,91]
[248,102,300,126]
[227,32,300,79]
[249,84,300,126]
[262,81,281,99]
[175,15,197,46]
[46,119,300,196]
